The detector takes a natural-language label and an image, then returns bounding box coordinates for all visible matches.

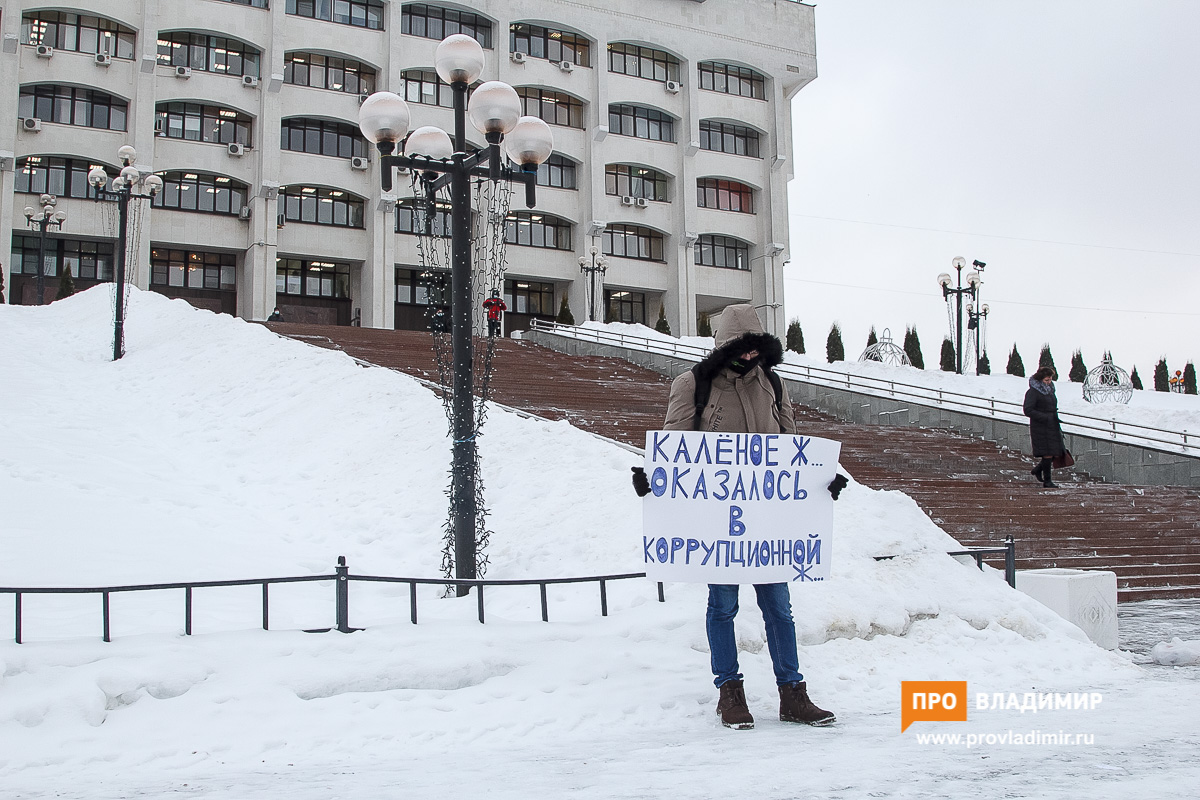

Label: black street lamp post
[87,146,163,361]
[358,34,555,595]
[578,244,607,322]
[24,194,66,306]
[937,257,981,375]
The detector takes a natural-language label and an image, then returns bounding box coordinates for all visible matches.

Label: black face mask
[729,356,761,375]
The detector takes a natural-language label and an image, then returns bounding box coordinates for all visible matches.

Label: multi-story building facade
[0,0,816,335]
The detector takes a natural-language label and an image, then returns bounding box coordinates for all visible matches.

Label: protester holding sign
[632,304,844,730]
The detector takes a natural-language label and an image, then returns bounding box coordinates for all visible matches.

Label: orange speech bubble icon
[900,681,968,732]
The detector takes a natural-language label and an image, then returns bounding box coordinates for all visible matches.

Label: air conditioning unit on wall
[558,60,574,72]
[510,51,526,63]
[242,75,259,87]
[175,66,192,78]
[36,45,54,58]
[620,195,635,206]
[350,156,369,170]
[635,197,650,208]
[228,143,245,156]
[94,53,112,66]
[23,117,42,132]
[664,80,681,94]
[238,206,252,220]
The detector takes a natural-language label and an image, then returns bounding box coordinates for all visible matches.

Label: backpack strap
[691,364,784,431]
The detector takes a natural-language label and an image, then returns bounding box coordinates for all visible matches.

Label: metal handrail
[1,557,663,643]
[528,320,1195,456]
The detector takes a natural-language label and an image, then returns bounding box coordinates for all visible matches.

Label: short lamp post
[937,256,981,375]
[357,34,555,594]
[578,245,607,322]
[967,300,989,372]
[24,194,66,306]
[87,146,163,361]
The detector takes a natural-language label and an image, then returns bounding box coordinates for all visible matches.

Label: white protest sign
[641,430,840,584]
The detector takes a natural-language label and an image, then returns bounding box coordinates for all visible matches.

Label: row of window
[19,9,768,100]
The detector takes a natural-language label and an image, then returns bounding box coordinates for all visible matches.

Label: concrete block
[1016,568,1118,650]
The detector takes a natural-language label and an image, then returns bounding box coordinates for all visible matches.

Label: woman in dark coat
[1024,367,1065,488]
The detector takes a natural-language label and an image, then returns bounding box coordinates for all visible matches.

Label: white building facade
[1,0,816,335]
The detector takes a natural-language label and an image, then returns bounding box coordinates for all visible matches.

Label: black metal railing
[874,536,1017,588]
[0,556,665,644]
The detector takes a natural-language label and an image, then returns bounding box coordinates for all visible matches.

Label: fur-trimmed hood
[695,304,784,381]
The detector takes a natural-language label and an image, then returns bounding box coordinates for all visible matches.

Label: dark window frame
[504,212,572,250]
[533,153,577,189]
[281,117,368,159]
[510,23,590,67]
[284,52,377,94]
[19,85,128,131]
[695,234,750,271]
[401,4,493,48]
[605,164,669,201]
[605,289,646,325]
[608,104,675,143]
[395,199,453,236]
[504,278,555,315]
[156,32,261,78]
[277,257,352,298]
[286,0,385,30]
[699,120,761,158]
[156,102,252,146]
[602,223,665,262]
[152,171,250,216]
[15,156,116,199]
[280,185,366,228]
[394,266,448,305]
[151,248,238,291]
[698,61,767,100]
[517,87,585,129]
[21,11,136,60]
[696,178,754,214]
[11,234,114,280]
[607,42,680,83]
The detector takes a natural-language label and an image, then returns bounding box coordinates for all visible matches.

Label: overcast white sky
[784,1,1200,381]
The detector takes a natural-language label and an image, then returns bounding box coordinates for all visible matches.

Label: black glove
[828,473,848,501]
[631,467,651,497]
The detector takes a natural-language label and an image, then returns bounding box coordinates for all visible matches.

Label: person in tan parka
[636,303,841,730]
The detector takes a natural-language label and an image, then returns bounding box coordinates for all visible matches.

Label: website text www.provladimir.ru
[915,729,1096,748]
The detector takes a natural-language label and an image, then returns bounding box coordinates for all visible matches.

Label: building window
[280,186,365,228]
[696,178,754,213]
[395,267,448,305]
[608,104,674,143]
[284,52,376,94]
[603,224,664,262]
[695,234,750,270]
[698,61,766,100]
[156,103,251,146]
[504,279,554,315]
[286,0,384,30]
[219,0,270,7]
[605,164,669,201]
[401,4,493,48]
[15,156,115,199]
[395,199,452,236]
[533,154,577,189]
[510,24,589,67]
[277,258,351,298]
[11,234,114,280]
[517,88,584,129]
[152,172,250,216]
[400,69,455,107]
[281,118,367,159]
[157,32,260,78]
[18,86,127,131]
[699,120,761,157]
[607,43,679,83]
[21,11,135,60]
[605,289,646,325]
[504,212,572,250]
[151,249,237,290]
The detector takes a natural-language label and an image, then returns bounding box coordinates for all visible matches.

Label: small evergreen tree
[1184,362,1198,395]
[1154,358,1169,392]
[826,322,845,363]
[903,326,925,369]
[654,304,671,335]
[1068,349,1087,382]
[866,326,878,349]
[939,337,957,372]
[56,266,76,300]
[1038,344,1057,376]
[555,296,575,325]
[1130,367,1143,390]
[697,312,713,338]
[785,318,804,353]
[977,351,991,375]
[1006,344,1025,377]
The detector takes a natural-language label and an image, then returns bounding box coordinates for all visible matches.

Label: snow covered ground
[1,289,1197,799]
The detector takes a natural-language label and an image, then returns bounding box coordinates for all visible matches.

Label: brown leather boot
[779,681,836,726]
[716,679,755,729]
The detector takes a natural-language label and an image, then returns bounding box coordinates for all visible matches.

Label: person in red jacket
[483,289,506,338]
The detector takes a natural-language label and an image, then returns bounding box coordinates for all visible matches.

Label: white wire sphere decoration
[467,81,522,136]
[143,174,164,194]
[404,126,454,160]
[117,144,137,164]
[504,116,555,166]
[357,92,411,145]
[434,34,485,85]
[87,166,108,187]
[119,165,140,184]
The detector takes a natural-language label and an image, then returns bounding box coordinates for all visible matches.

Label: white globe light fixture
[504,116,555,167]
[357,92,412,152]
[143,174,164,195]
[435,33,485,85]
[87,166,108,188]
[467,81,522,137]
[405,126,454,160]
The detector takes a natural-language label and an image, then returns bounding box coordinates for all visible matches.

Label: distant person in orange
[483,289,506,338]
[1024,367,1065,488]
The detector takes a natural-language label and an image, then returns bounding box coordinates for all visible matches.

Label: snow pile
[1,288,1193,798]
[1151,638,1200,666]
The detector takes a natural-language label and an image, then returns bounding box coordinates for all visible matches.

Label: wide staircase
[268,323,1200,602]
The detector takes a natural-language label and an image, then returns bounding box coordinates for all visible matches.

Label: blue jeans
[707,583,804,688]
